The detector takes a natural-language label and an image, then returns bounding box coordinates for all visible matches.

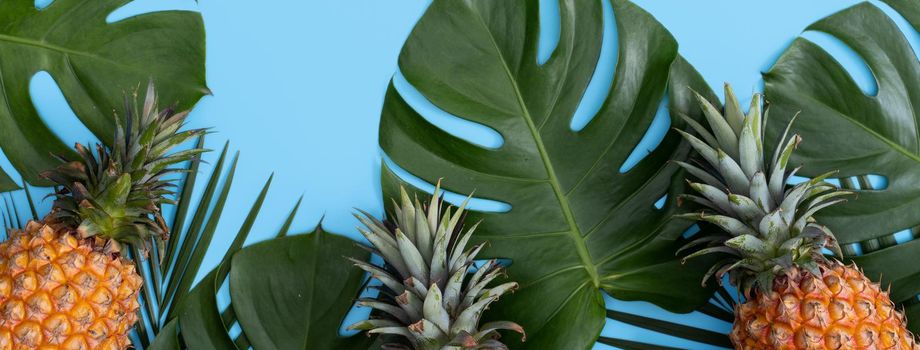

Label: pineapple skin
[0,221,142,349]
[731,262,917,350]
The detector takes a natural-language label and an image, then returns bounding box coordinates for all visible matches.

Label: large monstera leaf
[763,0,920,332]
[0,0,207,189]
[379,0,718,348]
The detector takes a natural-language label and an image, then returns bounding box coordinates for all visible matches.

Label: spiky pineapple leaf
[0,0,208,189]
[228,228,373,350]
[762,0,920,333]
[379,1,720,348]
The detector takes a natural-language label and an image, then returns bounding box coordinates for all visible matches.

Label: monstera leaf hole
[392,71,504,149]
[34,0,50,10]
[536,0,559,65]
[381,153,513,213]
[619,96,671,173]
[106,0,200,24]
[0,71,99,216]
[0,70,89,201]
[873,0,920,57]
[30,72,98,155]
[568,0,617,132]
[799,31,878,96]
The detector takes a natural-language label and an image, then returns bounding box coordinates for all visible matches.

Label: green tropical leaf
[0,0,207,189]
[0,172,17,193]
[177,270,238,349]
[147,319,183,350]
[763,0,920,333]
[229,228,373,350]
[378,0,721,347]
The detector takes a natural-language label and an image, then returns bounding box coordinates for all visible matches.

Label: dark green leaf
[0,169,17,192]
[276,195,303,238]
[0,0,208,188]
[229,228,373,349]
[147,318,182,350]
[379,0,718,347]
[177,270,237,350]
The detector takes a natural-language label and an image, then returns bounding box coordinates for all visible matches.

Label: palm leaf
[0,0,207,190]
[762,0,920,333]
[377,0,726,347]
[601,306,732,349]
[597,280,735,349]
[133,137,254,347]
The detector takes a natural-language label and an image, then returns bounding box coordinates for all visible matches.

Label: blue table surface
[5,0,916,348]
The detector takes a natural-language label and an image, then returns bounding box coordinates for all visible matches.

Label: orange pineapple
[678,84,917,349]
[732,264,913,349]
[0,83,204,349]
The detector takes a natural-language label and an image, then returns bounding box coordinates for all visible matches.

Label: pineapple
[677,84,917,349]
[0,82,204,348]
[347,184,525,349]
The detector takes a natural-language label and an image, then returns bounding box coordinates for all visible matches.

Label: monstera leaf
[228,229,372,349]
[378,0,721,348]
[763,0,920,332]
[158,228,372,350]
[0,0,207,189]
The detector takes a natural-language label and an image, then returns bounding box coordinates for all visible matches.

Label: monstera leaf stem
[515,91,602,287]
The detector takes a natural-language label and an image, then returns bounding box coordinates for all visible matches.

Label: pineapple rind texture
[348,184,524,350]
[0,221,142,349]
[732,263,916,350]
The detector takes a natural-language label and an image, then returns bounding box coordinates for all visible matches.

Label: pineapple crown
[40,82,206,251]
[675,84,850,297]
[347,183,525,350]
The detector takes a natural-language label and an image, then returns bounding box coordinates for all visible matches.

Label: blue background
[4,0,919,348]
